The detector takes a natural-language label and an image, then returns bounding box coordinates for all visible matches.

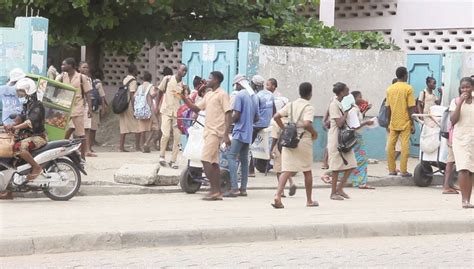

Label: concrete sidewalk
[70,150,425,196]
[1,187,472,257]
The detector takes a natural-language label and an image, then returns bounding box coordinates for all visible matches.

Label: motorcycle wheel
[43,159,81,201]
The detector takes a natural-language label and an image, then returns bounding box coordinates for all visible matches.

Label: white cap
[251,75,265,86]
[16,78,37,95]
[8,68,26,84]
[232,74,247,85]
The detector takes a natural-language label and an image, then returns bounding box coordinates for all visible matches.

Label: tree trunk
[86,40,102,77]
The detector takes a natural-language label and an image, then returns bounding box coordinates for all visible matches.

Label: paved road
[1,233,472,268]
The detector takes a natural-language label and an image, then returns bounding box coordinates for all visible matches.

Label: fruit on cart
[46,112,67,129]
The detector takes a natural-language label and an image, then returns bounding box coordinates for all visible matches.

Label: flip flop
[462,203,474,209]
[202,194,223,201]
[337,192,350,199]
[401,172,413,178]
[388,172,398,176]
[86,152,97,157]
[330,194,344,200]
[442,189,459,194]
[306,201,319,207]
[320,175,332,184]
[289,184,297,196]
[359,185,375,190]
[271,199,284,209]
[321,166,329,170]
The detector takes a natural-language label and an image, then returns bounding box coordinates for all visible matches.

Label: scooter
[0,139,86,201]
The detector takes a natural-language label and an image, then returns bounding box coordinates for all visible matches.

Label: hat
[251,75,265,86]
[232,74,247,85]
[8,68,26,84]
[16,78,37,95]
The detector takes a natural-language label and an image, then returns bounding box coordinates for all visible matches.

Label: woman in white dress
[450,77,474,208]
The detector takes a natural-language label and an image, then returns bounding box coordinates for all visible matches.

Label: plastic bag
[420,126,440,154]
[182,126,204,161]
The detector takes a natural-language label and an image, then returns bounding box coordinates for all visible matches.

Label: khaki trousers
[160,114,181,162]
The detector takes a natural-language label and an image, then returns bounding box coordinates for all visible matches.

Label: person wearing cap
[4,78,46,182]
[0,68,26,126]
[249,74,274,177]
[223,75,259,197]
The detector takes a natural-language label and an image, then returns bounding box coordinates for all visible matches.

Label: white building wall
[333,0,474,51]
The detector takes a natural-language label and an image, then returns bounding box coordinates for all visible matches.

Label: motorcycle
[0,139,85,201]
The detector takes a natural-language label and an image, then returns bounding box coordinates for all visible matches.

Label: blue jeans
[228,139,249,191]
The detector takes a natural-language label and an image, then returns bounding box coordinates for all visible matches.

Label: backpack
[378,98,389,128]
[440,108,451,139]
[177,92,199,135]
[338,108,357,165]
[112,78,135,114]
[91,79,101,112]
[133,84,153,120]
[415,90,427,114]
[279,103,309,149]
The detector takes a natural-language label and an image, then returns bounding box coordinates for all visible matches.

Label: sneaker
[159,157,167,166]
[169,162,179,169]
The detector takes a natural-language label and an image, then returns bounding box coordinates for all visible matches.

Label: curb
[14,175,444,199]
[1,219,472,257]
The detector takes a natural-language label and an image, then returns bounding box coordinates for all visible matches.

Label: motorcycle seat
[31,140,71,157]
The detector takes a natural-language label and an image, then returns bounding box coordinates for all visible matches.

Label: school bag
[279,103,309,149]
[440,108,451,139]
[133,84,153,120]
[177,91,199,135]
[378,98,389,128]
[338,108,357,165]
[91,79,101,112]
[112,78,135,114]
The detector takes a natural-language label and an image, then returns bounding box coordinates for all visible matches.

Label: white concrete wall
[258,45,406,116]
[334,0,474,51]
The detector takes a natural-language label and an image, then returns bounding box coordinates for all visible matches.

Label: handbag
[279,103,309,149]
[337,108,357,165]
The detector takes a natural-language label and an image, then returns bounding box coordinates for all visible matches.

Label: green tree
[0,0,396,71]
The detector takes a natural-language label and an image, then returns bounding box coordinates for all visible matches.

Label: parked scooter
[0,139,85,201]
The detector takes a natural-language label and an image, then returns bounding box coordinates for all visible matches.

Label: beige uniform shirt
[158,75,183,117]
[419,89,439,114]
[197,87,231,137]
[123,75,138,93]
[278,98,314,139]
[56,71,92,117]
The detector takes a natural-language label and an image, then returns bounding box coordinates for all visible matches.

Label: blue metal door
[182,40,238,94]
[407,53,443,157]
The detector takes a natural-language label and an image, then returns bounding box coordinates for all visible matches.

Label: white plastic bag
[250,127,272,160]
[183,126,204,162]
[420,125,440,154]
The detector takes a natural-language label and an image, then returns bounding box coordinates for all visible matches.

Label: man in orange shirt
[385,67,416,177]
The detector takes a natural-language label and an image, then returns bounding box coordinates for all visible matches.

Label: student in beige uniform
[57,58,92,159]
[180,71,232,201]
[417,76,442,128]
[157,64,188,169]
[89,70,108,150]
[119,64,141,152]
[328,82,357,201]
[272,82,319,209]
[449,77,474,209]
[78,61,97,157]
[136,71,157,153]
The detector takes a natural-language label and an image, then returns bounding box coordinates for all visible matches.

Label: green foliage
[0,0,396,61]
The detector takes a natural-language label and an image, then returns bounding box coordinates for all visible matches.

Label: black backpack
[91,79,101,112]
[337,108,357,165]
[279,103,309,149]
[112,78,135,114]
[378,98,389,128]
